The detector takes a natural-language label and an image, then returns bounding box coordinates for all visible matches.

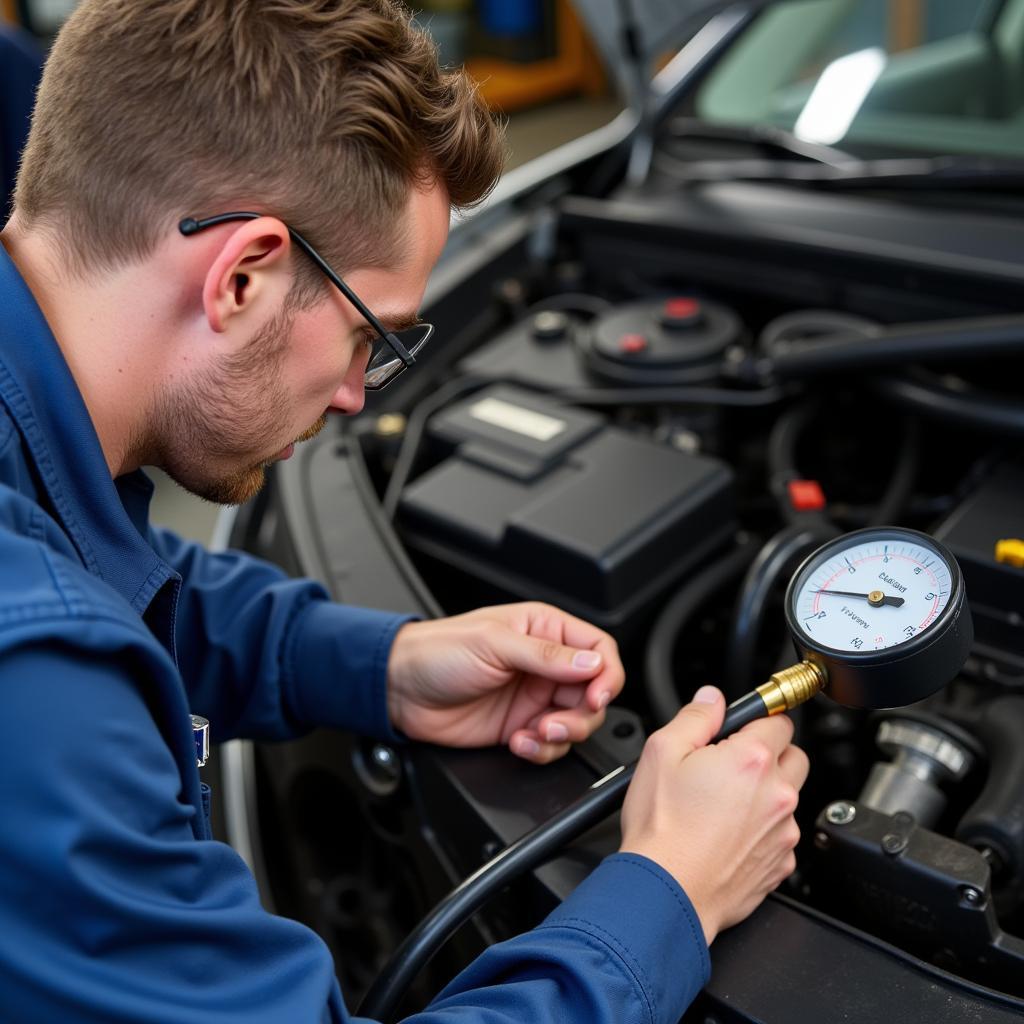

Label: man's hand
[386,603,624,763]
[620,685,809,945]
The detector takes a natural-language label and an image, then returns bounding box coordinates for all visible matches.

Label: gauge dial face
[791,532,954,653]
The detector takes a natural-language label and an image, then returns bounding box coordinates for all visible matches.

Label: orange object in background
[465,0,606,113]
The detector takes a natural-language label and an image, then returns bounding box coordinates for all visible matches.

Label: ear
[201,217,292,334]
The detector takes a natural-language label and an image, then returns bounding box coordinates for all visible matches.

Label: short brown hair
[15,0,505,286]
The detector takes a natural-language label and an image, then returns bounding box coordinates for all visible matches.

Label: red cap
[618,333,648,354]
[664,298,700,319]
[788,479,826,512]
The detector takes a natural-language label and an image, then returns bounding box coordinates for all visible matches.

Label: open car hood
[572,0,778,104]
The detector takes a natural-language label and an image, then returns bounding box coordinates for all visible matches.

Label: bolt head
[958,885,985,907]
[825,801,857,825]
[881,832,908,856]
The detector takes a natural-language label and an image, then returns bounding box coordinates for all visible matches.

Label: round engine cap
[660,297,703,330]
[589,297,741,374]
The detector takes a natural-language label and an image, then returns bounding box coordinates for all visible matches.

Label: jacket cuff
[284,601,415,741]
[539,852,711,1024]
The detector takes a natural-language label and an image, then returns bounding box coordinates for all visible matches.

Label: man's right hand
[619,685,809,945]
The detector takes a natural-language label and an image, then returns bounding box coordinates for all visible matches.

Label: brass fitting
[756,661,827,716]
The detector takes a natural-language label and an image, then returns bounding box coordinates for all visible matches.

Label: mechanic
[0,2,807,1021]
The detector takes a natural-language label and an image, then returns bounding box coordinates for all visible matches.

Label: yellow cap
[995,539,1024,569]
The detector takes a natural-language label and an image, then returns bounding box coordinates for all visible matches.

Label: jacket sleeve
[408,853,710,1024]
[148,525,412,742]
[0,633,709,1024]
[0,635,349,1024]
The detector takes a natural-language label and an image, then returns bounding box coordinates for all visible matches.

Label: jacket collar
[0,241,175,617]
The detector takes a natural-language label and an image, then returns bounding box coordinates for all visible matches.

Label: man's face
[153,182,450,505]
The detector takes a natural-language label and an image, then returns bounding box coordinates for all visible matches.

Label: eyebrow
[360,309,419,333]
[376,312,422,334]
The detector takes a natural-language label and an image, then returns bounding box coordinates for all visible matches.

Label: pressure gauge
[784,527,972,709]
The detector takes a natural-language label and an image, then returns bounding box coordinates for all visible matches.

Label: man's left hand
[386,603,624,764]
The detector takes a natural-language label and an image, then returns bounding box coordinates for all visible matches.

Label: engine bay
[234,156,1024,1020]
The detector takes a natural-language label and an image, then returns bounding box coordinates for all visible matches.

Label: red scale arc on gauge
[811,550,943,620]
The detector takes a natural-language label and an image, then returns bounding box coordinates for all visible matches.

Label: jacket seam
[611,855,711,980]
[0,609,157,645]
[535,918,656,1024]
[279,591,320,713]
[0,366,100,575]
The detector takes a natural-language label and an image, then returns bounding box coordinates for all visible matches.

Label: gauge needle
[813,588,905,608]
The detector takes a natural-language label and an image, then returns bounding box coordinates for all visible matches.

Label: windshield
[695,0,1023,160]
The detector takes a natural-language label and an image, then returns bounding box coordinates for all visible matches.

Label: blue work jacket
[0,242,710,1023]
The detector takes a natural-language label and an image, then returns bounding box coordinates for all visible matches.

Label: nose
[329,361,366,416]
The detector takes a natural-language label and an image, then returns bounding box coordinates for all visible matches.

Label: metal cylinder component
[858,718,973,829]
[532,310,570,341]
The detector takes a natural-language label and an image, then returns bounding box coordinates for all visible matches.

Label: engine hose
[767,401,820,522]
[868,416,921,527]
[725,523,839,697]
[768,403,919,528]
[381,376,488,520]
[873,373,1024,436]
[956,696,1024,884]
[357,686,784,1022]
[644,540,758,727]
[554,384,788,407]
[761,313,1024,381]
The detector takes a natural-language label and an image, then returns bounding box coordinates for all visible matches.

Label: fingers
[732,712,794,760]
[778,743,810,791]
[519,603,625,711]
[511,701,608,763]
[486,628,605,683]
[764,816,801,888]
[537,704,607,744]
[657,685,726,760]
[508,728,572,765]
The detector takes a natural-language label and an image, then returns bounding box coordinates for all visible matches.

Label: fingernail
[572,650,602,670]
[546,723,569,742]
[516,737,541,757]
[693,685,720,704]
[597,690,612,709]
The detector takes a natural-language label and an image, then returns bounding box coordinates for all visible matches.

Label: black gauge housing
[784,527,973,709]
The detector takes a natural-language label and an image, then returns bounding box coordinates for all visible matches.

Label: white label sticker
[468,398,567,442]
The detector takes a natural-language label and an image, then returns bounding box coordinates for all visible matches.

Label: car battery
[397,385,736,633]
[935,461,1024,673]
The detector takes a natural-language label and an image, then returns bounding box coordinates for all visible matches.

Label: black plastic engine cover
[398,385,736,633]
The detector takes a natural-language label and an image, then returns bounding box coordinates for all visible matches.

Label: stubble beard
[144,309,327,506]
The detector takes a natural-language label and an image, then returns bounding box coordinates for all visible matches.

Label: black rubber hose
[956,697,1024,882]
[762,313,1024,381]
[357,688,774,1022]
[525,294,612,317]
[555,384,788,407]
[873,373,1024,436]
[725,523,838,697]
[767,401,820,522]
[644,541,758,726]
[381,376,488,520]
[868,417,921,527]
